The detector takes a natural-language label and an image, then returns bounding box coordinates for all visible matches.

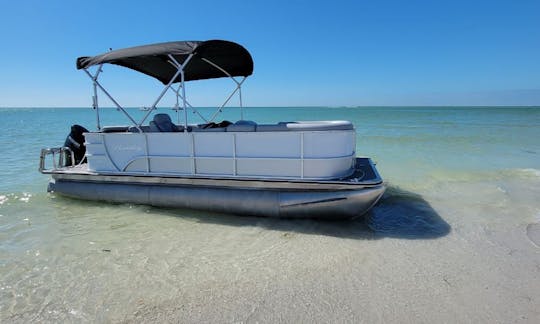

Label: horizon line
[1,105,540,109]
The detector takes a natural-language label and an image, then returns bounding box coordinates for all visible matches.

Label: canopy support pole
[168,55,194,132]
[239,81,244,120]
[181,71,188,132]
[172,84,181,124]
[201,58,246,121]
[171,85,208,123]
[138,54,194,128]
[209,77,246,122]
[90,64,103,130]
[83,69,142,132]
[138,68,182,126]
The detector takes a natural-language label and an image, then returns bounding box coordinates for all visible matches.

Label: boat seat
[192,126,227,132]
[192,121,230,132]
[149,113,182,132]
[256,121,354,132]
[226,120,257,132]
[101,126,130,133]
[128,125,151,133]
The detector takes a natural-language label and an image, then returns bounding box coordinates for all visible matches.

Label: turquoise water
[1,106,538,192]
[1,106,540,322]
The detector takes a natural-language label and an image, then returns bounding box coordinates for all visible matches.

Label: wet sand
[2,183,539,323]
[1,107,539,323]
[527,223,540,247]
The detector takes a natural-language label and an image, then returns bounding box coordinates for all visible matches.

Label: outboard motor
[64,124,88,165]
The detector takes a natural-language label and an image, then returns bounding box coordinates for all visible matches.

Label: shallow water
[1,107,540,322]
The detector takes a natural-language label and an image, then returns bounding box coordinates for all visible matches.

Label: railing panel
[195,157,234,175]
[84,130,356,179]
[146,133,191,156]
[193,133,234,157]
[236,158,301,178]
[235,132,301,158]
[303,131,355,158]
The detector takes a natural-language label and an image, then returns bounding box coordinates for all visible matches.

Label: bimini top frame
[77,40,254,131]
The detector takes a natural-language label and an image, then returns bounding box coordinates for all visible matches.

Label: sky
[0,0,539,107]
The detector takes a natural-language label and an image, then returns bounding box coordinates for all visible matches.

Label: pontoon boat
[39,40,384,219]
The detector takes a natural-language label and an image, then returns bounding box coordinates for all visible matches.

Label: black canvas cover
[76,40,253,84]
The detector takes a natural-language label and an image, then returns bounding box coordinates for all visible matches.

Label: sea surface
[1,106,540,322]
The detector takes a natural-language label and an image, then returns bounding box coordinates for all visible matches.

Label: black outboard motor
[64,124,89,165]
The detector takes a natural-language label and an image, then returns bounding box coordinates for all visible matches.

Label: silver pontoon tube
[48,179,385,219]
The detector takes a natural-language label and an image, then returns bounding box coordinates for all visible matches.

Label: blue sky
[0,0,539,107]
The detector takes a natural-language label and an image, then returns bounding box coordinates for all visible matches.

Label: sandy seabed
[1,178,540,324]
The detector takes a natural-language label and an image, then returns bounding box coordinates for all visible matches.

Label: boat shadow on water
[364,185,451,239]
[147,184,451,240]
[50,183,450,240]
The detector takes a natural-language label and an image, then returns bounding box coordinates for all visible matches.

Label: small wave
[19,193,32,203]
[514,168,540,178]
[489,168,540,181]
[0,192,34,206]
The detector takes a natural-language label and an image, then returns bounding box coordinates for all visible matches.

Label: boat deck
[44,157,382,191]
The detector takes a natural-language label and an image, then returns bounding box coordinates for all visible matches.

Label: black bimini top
[76,40,253,84]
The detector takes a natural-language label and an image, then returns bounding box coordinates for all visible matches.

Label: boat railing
[84,130,356,179]
[39,147,74,172]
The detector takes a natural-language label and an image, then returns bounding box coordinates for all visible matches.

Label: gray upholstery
[192,126,227,132]
[105,120,353,133]
[150,113,181,132]
[256,124,289,132]
[257,121,353,132]
[226,120,257,132]
[284,121,353,131]
[101,126,129,133]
